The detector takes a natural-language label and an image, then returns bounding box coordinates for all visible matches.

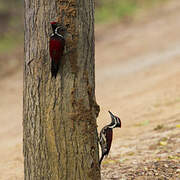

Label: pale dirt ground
[0,1,180,179]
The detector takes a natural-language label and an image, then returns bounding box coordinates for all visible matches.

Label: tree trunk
[23,0,101,179]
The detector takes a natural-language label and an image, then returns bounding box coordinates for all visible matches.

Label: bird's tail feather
[51,61,59,78]
[99,154,105,166]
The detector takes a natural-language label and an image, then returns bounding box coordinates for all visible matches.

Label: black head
[50,22,66,36]
[51,22,61,30]
[108,111,121,128]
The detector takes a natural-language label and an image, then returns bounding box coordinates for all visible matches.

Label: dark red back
[49,37,65,64]
[106,128,113,155]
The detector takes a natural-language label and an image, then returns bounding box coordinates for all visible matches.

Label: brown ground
[0,1,180,179]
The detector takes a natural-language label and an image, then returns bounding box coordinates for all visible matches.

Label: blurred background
[0,0,180,179]
[0,0,23,77]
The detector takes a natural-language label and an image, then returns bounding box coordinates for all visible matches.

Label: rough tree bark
[23,0,101,179]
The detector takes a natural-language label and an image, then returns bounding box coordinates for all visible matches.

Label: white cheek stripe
[51,33,54,37]
[55,27,64,38]
[108,123,117,129]
[108,117,120,128]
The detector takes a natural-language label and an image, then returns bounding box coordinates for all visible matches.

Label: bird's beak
[108,111,114,118]
[109,111,121,128]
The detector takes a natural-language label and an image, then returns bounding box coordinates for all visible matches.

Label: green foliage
[0,34,23,53]
[95,0,137,23]
[95,0,168,23]
[0,0,23,53]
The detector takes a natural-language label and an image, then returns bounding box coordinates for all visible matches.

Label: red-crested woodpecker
[49,22,66,78]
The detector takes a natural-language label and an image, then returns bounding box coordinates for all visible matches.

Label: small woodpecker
[49,22,66,78]
[99,111,121,165]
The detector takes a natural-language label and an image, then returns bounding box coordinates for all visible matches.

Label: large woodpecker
[99,111,121,165]
[49,22,66,78]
